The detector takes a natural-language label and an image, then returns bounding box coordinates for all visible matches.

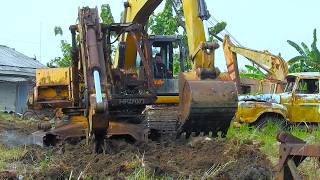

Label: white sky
[0,0,319,70]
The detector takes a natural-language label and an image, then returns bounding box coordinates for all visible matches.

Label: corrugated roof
[0,76,31,82]
[0,45,45,77]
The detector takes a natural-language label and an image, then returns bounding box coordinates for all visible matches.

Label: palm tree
[287,29,320,72]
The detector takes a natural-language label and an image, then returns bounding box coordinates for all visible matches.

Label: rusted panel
[30,67,73,110]
[223,35,241,92]
[108,121,149,143]
[32,117,149,146]
[78,7,109,140]
[36,68,71,86]
[129,26,154,92]
[70,26,80,106]
[236,95,288,124]
[275,132,320,180]
[179,78,237,137]
[280,144,320,157]
[32,121,86,146]
[277,131,305,144]
[286,93,320,123]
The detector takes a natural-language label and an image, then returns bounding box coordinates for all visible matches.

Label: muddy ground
[0,119,273,179]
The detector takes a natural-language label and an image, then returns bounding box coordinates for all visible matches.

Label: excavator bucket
[178,78,237,137]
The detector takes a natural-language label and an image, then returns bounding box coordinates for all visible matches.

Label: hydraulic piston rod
[93,70,103,104]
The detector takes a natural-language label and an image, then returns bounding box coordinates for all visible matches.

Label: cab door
[290,78,320,123]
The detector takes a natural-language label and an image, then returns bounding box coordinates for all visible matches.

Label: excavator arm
[223,35,288,93]
[114,0,163,69]
[116,0,216,71]
[116,0,237,137]
[76,8,109,152]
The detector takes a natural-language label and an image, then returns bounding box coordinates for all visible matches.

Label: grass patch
[0,144,26,171]
[38,155,51,172]
[0,112,16,121]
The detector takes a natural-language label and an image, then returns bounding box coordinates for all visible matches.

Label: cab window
[295,79,319,94]
[285,77,296,93]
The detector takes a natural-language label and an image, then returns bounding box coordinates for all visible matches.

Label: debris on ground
[0,118,273,179]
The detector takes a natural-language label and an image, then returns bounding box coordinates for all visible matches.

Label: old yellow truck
[235,72,320,126]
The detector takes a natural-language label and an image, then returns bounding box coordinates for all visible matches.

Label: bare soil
[0,120,273,179]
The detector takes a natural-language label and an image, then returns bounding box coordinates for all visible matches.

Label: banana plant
[240,65,267,80]
[287,29,320,72]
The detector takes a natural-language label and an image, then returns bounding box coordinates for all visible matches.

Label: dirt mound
[19,145,45,164]
[0,171,18,180]
[0,119,37,134]
[32,137,272,179]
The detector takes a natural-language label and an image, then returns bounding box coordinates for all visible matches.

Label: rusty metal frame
[32,120,149,147]
[275,132,320,180]
[126,24,155,92]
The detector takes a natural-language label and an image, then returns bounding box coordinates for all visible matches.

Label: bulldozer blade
[31,121,149,147]
[179,80,238,137]
[31,122,87,147]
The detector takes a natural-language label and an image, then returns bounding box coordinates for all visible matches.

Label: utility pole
[39,22,42,62]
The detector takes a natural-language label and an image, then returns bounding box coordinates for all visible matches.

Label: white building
[0,45,44,113]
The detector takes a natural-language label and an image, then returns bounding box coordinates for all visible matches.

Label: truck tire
[253,114,288,130]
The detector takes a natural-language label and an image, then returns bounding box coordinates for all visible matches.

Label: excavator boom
[120,0,237,137]
[223,35,288,93]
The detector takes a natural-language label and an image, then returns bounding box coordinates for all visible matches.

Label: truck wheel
[253,116,269,129]
[253,115,287,129]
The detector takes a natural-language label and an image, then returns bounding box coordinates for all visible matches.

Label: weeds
[0,144,26,171]
[201,160,235,180]
[0,112,15,121]
[227,120,320,176]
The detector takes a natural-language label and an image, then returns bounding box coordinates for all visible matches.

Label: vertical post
[70,25,79,106]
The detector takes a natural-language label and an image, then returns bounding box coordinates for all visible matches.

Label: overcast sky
[0,0,319,70]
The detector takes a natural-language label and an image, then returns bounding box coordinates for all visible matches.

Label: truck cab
[236,72,320,125]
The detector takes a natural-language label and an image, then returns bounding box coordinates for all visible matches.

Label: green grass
[0,144,26,171]
[37,155,51,172]
[227,121,282,163]
[0,112,15,121]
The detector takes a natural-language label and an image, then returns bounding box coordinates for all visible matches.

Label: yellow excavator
[30,0,238,151]
[118,0,237,138]
[223,35,288,94]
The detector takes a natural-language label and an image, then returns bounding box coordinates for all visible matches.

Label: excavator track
[144,105,179,140]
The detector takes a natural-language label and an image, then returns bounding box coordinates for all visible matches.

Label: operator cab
[148,35,185,99]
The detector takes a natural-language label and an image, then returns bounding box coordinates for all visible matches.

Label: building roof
[0,45,45,81]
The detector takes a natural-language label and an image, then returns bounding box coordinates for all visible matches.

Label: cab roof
[287,72,320,79]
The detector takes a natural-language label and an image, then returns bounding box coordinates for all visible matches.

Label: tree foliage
[287,29,320,72]
[48,4,114,67]
[54,26,63,36]
[47,40,72,67]
[240,65,267,80]
[149,0,178,35]
[100,4,114,24]
[208,22,227,42]
[47,28,72,67]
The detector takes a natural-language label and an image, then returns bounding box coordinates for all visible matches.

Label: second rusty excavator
[31,0,238,152]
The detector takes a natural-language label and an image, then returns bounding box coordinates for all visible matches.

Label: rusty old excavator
[223,35,289,94]
[29,0,238,152]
